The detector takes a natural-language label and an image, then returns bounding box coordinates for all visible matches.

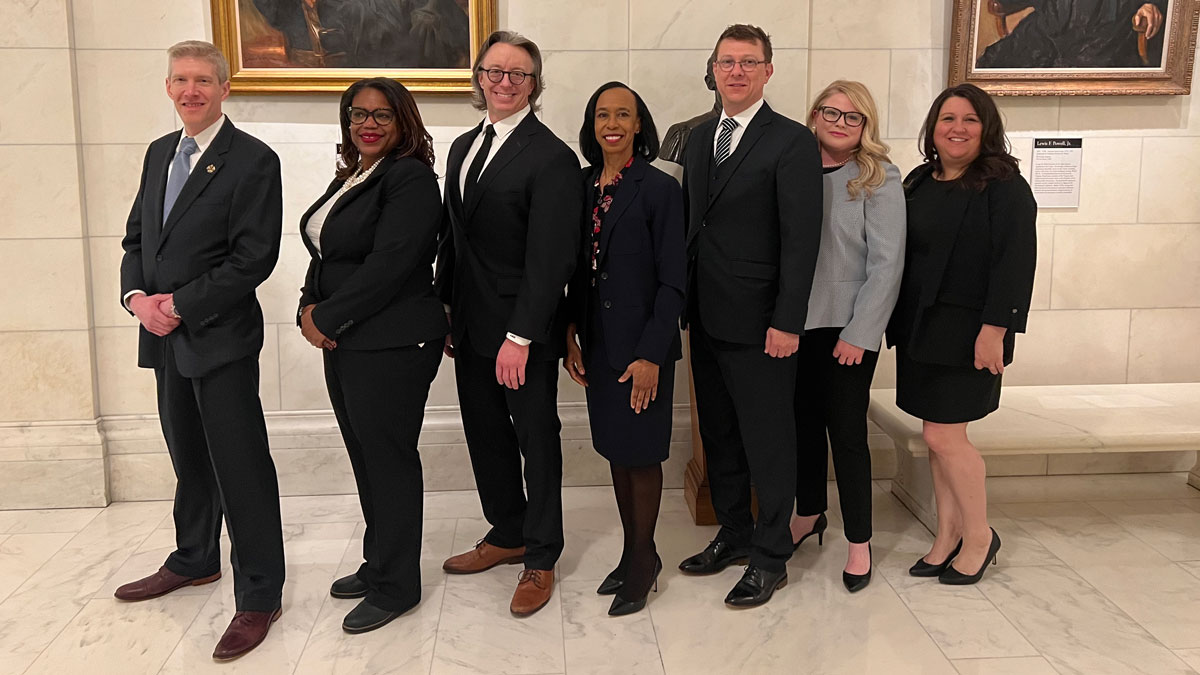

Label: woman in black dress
[564,82,686,616]
[888,83,1036,585]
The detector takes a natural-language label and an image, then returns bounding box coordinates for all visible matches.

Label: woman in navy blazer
[297,78,448,633]
[564,82,686,616]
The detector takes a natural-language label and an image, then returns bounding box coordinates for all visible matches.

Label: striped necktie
[715,117,739,165]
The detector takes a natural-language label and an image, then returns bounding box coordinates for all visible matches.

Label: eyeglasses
[347,107,395,125]
[715,58,768,72]
[818,106,866,127]
[478,68,533,85]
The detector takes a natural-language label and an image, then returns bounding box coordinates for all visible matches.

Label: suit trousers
[155,339,285,612]
[794,327,878,543]
[454,334,564,570]
[688,312,798,572]
[324,343,442,612]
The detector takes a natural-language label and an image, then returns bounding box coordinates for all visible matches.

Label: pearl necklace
[822,156,851,170]
[335,158,383,198]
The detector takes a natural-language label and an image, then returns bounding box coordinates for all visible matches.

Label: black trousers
[454,335,564,570]
[155,341,284,612]
[324,343,442,612]
[794,327,878,543]
[689,314,797,572]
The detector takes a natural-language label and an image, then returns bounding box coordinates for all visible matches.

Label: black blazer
[119,118,282,378]
[887,164,1037,367]
[681,102,823,344]
[297,154,449,349]
[434,112,583,361]
[568,157,687,370]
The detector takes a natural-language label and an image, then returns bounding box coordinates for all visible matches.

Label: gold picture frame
[949,0,1199,95]
[211,0,498,94]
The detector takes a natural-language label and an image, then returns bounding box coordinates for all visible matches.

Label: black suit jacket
[297,154,449,349]
[434,112,583,361]
[119,118,282,378]
[568,158,687,370]
[681,102,823,344]
[887,165,1038,367]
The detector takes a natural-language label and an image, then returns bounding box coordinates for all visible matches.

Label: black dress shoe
[679,540,751,576]
[596,568,623,595]
[342,598,411,634]
[330,573,369,599]
[939,529,1001,585]
[608,555,663,617]
[724,565,788,608]
[842,544,872,593]
[793,512,827,551]
[909,539,963,577]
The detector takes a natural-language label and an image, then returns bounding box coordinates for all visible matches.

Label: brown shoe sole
[114,571,222,601]
[442,554,524,575]
[211,607,282,662]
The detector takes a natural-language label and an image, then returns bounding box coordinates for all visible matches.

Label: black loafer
[678,540,751,575]
[724,565,788,608]
[342,599,410,634]
[330,573,369,599]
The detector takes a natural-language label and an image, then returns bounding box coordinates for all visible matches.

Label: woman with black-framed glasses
[296,77,448,634]
[790,80,905,593]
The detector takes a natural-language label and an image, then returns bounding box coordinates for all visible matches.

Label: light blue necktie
[162,136,199,226]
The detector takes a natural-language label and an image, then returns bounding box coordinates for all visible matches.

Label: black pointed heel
[596,568,623,595]
[792,512,828,551]
[909,538,963,577]
[608,555,662,617]
[842,544,872,593]
[939,529,1001,585]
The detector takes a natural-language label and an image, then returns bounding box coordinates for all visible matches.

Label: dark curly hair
[917,83,1019,190]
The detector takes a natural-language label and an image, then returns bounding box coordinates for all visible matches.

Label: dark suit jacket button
[1012,308,1018,314]
[603,300,612,309]
[155,255,163,261]
[600,272,608,280]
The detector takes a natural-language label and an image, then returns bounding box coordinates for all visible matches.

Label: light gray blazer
[804,160,906,350]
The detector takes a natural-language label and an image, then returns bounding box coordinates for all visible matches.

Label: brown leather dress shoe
[113,566,221,601]
[442,539,525,574]
[509,569,554,616]
[212,608,282,661]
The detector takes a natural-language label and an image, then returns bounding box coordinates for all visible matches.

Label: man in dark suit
[677,24,823,608]
[115,40,285,660]
[435,30,582,616]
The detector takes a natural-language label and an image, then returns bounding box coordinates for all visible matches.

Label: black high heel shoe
[792,512,827,551]
[842,544,872,593]
[596,568,623,595]
[608,555,662,616]
[939,529,1001,585]
[909,538,963,577]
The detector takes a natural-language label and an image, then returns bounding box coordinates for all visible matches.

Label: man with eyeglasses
[435,30,582,617]
[677,23,823,608]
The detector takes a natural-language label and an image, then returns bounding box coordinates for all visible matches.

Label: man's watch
[170,303,181,319]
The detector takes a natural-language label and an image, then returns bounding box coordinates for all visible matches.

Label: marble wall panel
[0,49,77,145]
[1139,137,1200,223]
[74,50,177,144]
[630,0,810,50]
[94,326,157,416]
[506,0,628,51]
[1128,309,1200,383]
[87,236,130,329]
[259,323,281,411]
[0,239,89,332]
[0,145,83,239]
[0,331,94,423]
[278,326,333,411]
[1037,137,1142,225]
[80,144,146,238]
[538,51,630,145]
[0,0,69,48]
[761,50,811,121]
[0,459,106,508]
[887,49,947,140]
[1002,310,1130,386]
[994,98,1059,133]
[1059,96,1190,136]
[629,49,719,142]
[72,0,209,50]
[107,452,173,501]
[1051,224,1200,309]
[811,0,947,49]
[808,50,892,135]
[258,234,310,326]
[1030,223,1053,310]
[273,142,342,234]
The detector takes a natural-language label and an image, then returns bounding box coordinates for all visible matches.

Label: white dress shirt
[712,98,765,159]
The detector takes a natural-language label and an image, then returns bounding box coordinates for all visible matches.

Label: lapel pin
[206,164,216,174]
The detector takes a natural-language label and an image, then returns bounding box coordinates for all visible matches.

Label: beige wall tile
[887,49,947,140]
[885,138,926,176]
[808,50,891,136]
[81,144,146,238]
[1059,96,1189,135]
[0,0,68,48]
[630,0,810,49]
[0,240,89,331]
[630,49,722,143]
[1002,310,1130,385]
[760,50,810,121]
[872,345,897,388]
[810,0,946,49]
[0,146,83,239]
[259,324,281,411]
[539,51,630,146]
[72,0,208,49]
[1128,309,1200,383]
[994,98,1059,133]
[274,142,341,233]
[94,326,157,416]
[1030,223,1053,310]
[276,447,355,496]
[1139,137,1200,223]
[0,459,107,508]
[258,234,309,326]
[0,49,76,145]
[88,237,135,329]
[108,453,173,502]
[0,331,95,422]
[1051,224,1200,309]
[506,0,628,51]
[1037,137,1142,225]
[278,327,331,411]
[75,50,177,144]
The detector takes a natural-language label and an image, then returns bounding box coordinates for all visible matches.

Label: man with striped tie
[677,24,823,608]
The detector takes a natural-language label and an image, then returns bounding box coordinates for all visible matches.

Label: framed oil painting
[212,0,497,93]
[949,0,1199,95]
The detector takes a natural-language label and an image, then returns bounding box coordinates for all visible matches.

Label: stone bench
[868,383,1200,530]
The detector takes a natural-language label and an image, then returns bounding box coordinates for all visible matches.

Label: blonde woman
[789,80,905,592]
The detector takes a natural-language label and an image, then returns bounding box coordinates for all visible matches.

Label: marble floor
[0,475,1199,675]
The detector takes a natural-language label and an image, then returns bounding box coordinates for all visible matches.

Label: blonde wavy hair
[807,80,891,200]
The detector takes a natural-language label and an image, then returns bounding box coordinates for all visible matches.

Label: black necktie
[464,124,495,202]
[715,118,739,165]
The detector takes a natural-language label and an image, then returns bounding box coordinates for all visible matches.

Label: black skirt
[895,348,1001,424]
[583,307,675,467]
